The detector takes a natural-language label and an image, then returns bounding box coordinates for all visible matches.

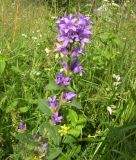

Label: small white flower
[36,71,41,76]
[32,36,38,40]
[55,53,59,59]
[112,74,121,81]
[45,48,51,54]
[22,33,27,38]
[0,49,2,55]
[51,16,57,20]
[113,81,121,86]
[60,68,64,72]
[107,106,112,115]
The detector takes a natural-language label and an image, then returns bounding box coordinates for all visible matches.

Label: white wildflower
[51,16,57,20]
[21,33,27,38]
[107,106,112,115]
[55,53,59,59]
[32,36,38,40]
[45,48,51,54]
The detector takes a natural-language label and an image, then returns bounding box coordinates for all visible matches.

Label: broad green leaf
[38,99,51,115]
[68,99,82,109]
[19,106,29,113]
[69,126,81,137]
[67,109,78,125]
[77,115,87,124]
[47,148,61,160]
[0,58,6,75]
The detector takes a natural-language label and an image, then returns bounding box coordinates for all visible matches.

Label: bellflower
[70,59,84,74]
[51,112,63,124]
[55,72,71,86]
[72,47,84,57]
[61,61,68,70]
[48,96,58,108]
[63,92,77,102]
[42,142,48,149]
[18,121,26,131]
[34,133,39,140]
[55,14,92,56]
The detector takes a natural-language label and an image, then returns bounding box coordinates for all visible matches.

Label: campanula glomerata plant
[16,14,92,159]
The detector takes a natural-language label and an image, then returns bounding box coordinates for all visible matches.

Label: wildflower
[63,92,77,102]
[70,59,84,74]
[72,47,84,57]
[18,121,26,131]
[48,96,58,108]
[55,43,69,55]
[55,72,71,87]
[45,48,51,54]
[42,142,48,149]
[51,112,63,124]
[32,36,38,40]
[107,106,112,115]
[21,33,27,38]
[34,133,39,140]
[112,74,121,82]
[51,16,57,20]
[55,14,92,56]
[61,61,68,71]
[58,124,70,136]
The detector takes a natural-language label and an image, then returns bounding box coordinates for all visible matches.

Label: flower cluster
[55,14,92,56]
[48,14,92,126]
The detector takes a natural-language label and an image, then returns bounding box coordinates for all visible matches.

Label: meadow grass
[0,0,136,159]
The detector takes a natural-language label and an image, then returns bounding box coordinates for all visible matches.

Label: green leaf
[69,126,81,137]
[77,115,86,124]
[46,80,60,91]
[47,148,61,160]
[38,99,51,115]
[63,135,76,143]
[19,106,29,113]
[0,58,6,75]
[67,109,78,125]
[68,99,82,109]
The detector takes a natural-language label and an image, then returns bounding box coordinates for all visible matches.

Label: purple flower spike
[48,96,58,108]
[42,142,48,149]
[18,121,26,131]
[51,112,63,124]
[55,14,92,56]
[72,47,84,57]
[34,133,39,140]
[55,72,71,87]
[70,59,84,74]
[63,92,77,102]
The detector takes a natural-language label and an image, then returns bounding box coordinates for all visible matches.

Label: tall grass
[0,0,136,159]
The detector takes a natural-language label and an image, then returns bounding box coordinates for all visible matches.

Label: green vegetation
[0,0,136,159]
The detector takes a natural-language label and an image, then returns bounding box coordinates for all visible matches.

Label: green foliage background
[0,0,136,159]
